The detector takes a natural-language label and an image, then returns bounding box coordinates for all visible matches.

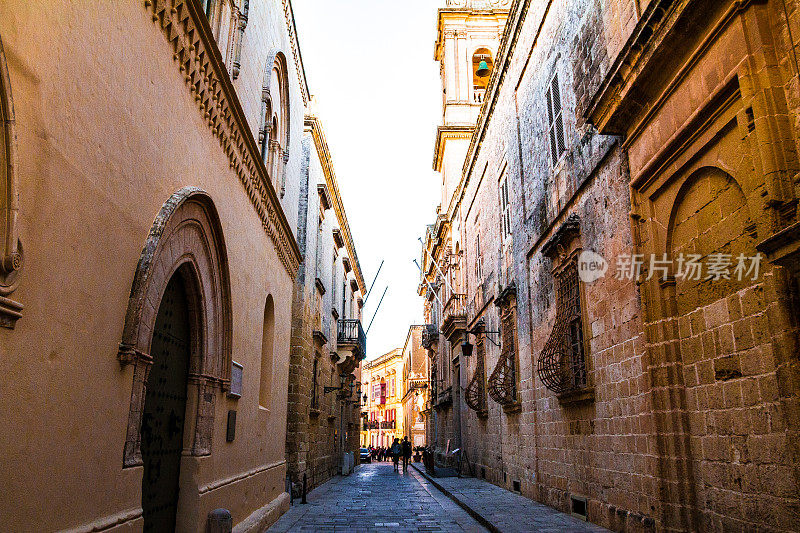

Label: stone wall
[429,0,800,531]
[285,120,363,493]
[0,0,305,530]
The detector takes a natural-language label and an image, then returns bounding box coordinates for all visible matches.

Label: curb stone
[410,463,501,533]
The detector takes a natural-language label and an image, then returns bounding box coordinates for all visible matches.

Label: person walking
[390,438,401,472]
[402,436,412,472]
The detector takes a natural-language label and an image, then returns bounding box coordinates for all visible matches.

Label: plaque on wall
[229,361,243,398]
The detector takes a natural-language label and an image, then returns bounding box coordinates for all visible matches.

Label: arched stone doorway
[118,187,233,528]
[141,270,193,531]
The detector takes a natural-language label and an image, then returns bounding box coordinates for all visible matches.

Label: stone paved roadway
[268,463,487,532]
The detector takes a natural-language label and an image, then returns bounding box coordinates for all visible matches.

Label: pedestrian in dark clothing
[391,438,401,472]
[402,437,412,471]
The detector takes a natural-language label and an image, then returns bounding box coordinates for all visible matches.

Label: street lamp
[460,320,500,357]
[324,372,352,395]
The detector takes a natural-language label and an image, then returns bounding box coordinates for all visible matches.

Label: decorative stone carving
[0,34,22,329]
[142,0,300,276]
[120,187,233,467]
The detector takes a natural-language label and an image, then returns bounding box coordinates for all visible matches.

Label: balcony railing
[380,420,396,430]
[365,421,379,430]
[441,293,467,339]
[473,88,486,104]
[443,293,467,322]
[337,318,366,360]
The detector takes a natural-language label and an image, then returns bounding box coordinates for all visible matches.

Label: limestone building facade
[0,0,323,530]
[421,0,800,531]
[284,111,366,493]
[362,348,405,449]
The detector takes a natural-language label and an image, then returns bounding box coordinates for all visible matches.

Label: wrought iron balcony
[421,323,439,349]
[364,421,379,430]
[337,318,366,361]
[379,420,396,430]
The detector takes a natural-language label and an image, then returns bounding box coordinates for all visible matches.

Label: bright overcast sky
[292,0,443,359]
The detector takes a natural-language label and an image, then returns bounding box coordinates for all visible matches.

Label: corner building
[421,0,800,531]
[402,325,430,449]
[363,348,405,449]
[0,0,315,530]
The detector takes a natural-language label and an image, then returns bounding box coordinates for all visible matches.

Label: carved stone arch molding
[0,33,23,328]
[119,187,232,467]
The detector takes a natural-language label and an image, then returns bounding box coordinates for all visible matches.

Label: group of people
[368,437,413,472]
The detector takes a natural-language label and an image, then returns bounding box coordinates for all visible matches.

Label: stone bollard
[207,508,232,533]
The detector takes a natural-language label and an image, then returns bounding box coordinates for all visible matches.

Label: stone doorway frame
[119,187,232,468]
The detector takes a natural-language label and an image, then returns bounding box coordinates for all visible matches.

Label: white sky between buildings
[293,0,443,360]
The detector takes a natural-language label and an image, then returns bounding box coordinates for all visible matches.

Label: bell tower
[433,0,510,208]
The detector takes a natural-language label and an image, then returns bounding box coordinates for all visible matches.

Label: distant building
[362,348,405,448]
[401,325,429,448]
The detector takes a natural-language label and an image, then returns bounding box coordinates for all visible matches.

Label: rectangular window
[475,232,483,284]
[390,378,395,397]
[499,171,511,239]
[311,358,319,410]
[331,251,337,304]
[546,72,566,167]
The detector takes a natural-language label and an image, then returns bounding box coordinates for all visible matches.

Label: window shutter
[546,72,566,167]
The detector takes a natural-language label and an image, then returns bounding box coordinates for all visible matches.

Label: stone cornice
[435,8,510,60]
[281,0,310,105]
[143,0,301,276]
[432,125,474,171]
[585,0,753,135]
[450,0,529,223]
[304,116,366,295]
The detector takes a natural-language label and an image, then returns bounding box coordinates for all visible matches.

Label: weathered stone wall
[456,0,652,529]
[591,2,800,530]
[448,0,800,531]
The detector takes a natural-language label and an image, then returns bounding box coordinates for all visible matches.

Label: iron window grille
[465,324,488,416]
[488,288,519,406]
[537,260,589,395]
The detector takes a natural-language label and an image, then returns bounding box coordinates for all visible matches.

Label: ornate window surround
[0,34,23,328]
[119,187,233,467]
[260,50,291,198]
[142,0,300,276]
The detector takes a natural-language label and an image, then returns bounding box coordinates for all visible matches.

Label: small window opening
[571,496,588,520]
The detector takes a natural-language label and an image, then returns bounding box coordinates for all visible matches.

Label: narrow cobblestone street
[269,463,486,532]
[268,463,609,532]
